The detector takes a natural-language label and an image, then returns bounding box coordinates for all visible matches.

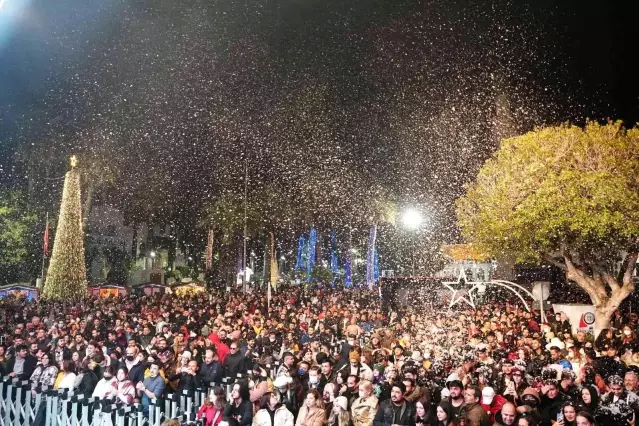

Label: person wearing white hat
[328,396,351,426]
[274,376,300,419]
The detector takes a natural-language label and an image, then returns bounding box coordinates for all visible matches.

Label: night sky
[0,0,636,254]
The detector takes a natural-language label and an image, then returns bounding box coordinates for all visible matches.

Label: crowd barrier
[0,359,294,426]
[0,338,369,426]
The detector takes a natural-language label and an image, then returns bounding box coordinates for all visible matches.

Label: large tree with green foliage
[457,121,639,331]
[0,189,40,284]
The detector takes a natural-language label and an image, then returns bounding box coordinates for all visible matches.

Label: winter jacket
[296,405,327,426]
[373,399,416,426]
[462,402,490,426]
[224,399,253,426]
[197,404,224,426]
[208,333,230,364]
[30,364,59,389]
[253,405,295,426]
[351,395,379,426]
[199,361,223,384]
[224,351,247,379]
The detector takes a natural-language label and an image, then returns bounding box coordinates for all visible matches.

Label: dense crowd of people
[1,283,639,426]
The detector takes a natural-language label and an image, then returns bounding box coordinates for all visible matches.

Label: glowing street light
[401,209,423,230]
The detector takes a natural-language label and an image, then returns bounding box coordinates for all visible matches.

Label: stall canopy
[89,284,128,298]
[0,284,39,301]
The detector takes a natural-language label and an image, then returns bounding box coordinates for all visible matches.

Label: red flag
[43,216,50,257]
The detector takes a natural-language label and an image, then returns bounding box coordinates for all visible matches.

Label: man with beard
[277,352,295,378]
[372,382,416,426]
[446,374,465,423]
[137,362,165,417]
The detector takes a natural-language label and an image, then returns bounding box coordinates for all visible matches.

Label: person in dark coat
[5,344,38,381]
[77,358,99,395]
[373,382,416,426]
[199,348,223,385]
[223,379,253,426]
[224,342,247,379]
[168,359,202,394]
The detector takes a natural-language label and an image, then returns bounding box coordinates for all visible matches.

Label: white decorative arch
[442,273,544,321]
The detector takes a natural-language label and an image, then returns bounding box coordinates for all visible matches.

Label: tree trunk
[594,309,612,337]
[563,251,638,339]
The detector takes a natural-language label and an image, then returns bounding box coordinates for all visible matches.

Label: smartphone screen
[557,412,564,422]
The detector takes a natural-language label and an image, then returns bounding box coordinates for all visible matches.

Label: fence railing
[0,360,292,426]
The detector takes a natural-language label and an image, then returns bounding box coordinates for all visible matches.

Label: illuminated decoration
[306,228,317,282]
[43,156,88,300]
[366,225,377,289]
[205,229,214,270]
[442,268,478,308]
[330,232,338,286]
[442,269,538,313]
[295,235,306,270]
[172,283,205,297]
[344,246,352,288]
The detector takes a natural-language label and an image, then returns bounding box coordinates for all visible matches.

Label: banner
[552,303,596,336]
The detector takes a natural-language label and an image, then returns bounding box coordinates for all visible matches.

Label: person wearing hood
[208,330,230,364]
[578,386,599,415]
[275,375,301,419]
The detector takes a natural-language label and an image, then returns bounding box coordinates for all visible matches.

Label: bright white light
[150,251,156,258]
[280,256,286,260]
[402,209,423,230]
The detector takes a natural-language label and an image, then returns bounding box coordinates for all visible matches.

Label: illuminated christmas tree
[43,156,88,299]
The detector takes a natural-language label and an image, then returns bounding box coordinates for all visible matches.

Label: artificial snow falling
[0,0,632,291]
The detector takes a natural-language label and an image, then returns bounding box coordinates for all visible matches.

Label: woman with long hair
[560,401,578,426]
[55,360,77,390]
[579,386,599,415]
[327,396,351,426]
[30,352,59,390]
[433,401,455,426]
[197,386,226,426]
[575,411,596,426]
[111,366,136,405]
[296,389,326,426]
[253,391,295,426]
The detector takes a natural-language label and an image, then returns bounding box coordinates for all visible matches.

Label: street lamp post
[280,256,286,274]
[401,209,423,276]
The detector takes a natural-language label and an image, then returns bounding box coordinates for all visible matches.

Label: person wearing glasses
[224,342,247,379]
